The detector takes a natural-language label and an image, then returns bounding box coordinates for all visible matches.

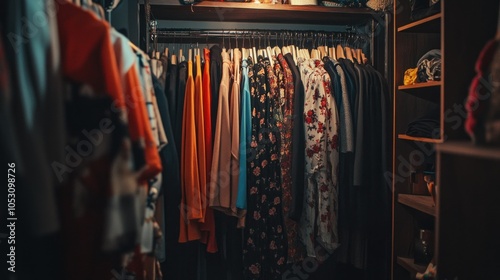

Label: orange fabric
[57,1,124,110]
[179,60,202,242]
[56,3,123,280]
[194,54,207,223]
[200,49,218,253]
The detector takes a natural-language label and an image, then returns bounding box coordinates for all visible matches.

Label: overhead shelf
[146,1,376,25]
[398,194,436,216]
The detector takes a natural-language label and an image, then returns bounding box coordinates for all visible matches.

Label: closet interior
[137,0,393,278]
[2,0,499,280]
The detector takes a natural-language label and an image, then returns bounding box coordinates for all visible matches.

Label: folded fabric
[404,67,418,85]
[417,49,441,82]
[406,118,440,138]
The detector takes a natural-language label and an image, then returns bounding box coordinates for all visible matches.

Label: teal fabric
[236,58,251,209]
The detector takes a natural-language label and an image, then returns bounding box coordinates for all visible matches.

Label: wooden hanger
[345,46,353,62]
[329,47,336,60]
[361,52,368,64]
[311,49,320,60]
[317,46,326,59]
[336,44,345,59]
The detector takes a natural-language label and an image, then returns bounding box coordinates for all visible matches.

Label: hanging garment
[236,55,252,227]
[210,49,234,214]
[210,45,223,137]
[229,48,242,217]
[1,1,65,279]
[179,58,202,242]
[299,58,340,257]
[175,61,188,162]
[55,2,162,280]
[284,53,306,222]
[243,56,287,280]
[276,53,306,263]
[199,48,218,253]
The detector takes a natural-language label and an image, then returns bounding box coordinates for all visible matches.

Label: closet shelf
[397,257,427,275]
[398,134,443,143]
[398,194,435,216]
[398,81,441,90]
[147,1,375,25]
[437,141,500,161]
[397,13,441,33]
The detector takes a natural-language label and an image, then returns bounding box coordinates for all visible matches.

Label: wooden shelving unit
[393,1,499,280]
[398,194,435,216]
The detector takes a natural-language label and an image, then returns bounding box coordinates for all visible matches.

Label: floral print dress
[274,54,306,263]
[298,58,340,257]
[243,56,287,280]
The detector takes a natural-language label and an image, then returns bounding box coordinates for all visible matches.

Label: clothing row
[155,38,390,279]
[1,1,175,279]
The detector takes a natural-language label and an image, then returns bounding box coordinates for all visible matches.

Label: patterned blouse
[298,58,340,257]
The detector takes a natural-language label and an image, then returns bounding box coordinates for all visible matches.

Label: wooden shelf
[437,141,500,161]
[398,194,436,216]
[398,134,443,143]
[398,81,442,90]
[147,1,375,25]
[397,257,427,275]
[398,13,441,33]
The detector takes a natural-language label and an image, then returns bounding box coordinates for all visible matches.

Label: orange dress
[179,59,202,242]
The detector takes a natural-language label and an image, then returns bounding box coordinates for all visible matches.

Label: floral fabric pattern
[243,56,287,280]
[275,54,306,263]
[298,58,340,257]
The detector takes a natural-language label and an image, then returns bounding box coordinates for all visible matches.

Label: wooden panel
[398,194,436,216]
[149,2,374,25]
[437,154,500,280]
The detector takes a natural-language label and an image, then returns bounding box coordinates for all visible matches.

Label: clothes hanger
[336,33,345,59]
[344,33,353,62]
[252,33,257,61]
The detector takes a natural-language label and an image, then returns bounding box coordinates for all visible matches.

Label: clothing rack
[152,28,373,64]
